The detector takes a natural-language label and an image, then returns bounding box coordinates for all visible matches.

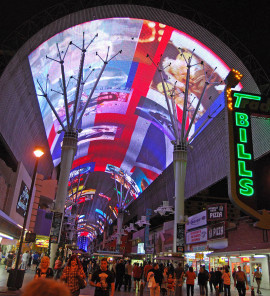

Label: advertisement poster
[186,227,208,245]
[207,203,227,221]
[49,212,63,244]
[186,210,207,231]
[176,223,185,253]
[16,181,30,217]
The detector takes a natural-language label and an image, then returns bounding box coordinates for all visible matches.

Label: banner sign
[186,210,207,231]
[226,90,270,229]
[49,212,63,244]
[144,209,152,252]
[176,223,185,253]
[207,204,227,221]
[208,222,226,240]
[186,227,207,245]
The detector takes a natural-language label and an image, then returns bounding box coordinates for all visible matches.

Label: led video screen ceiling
[29,17,241,198]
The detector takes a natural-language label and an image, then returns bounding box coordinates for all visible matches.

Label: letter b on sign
[235,112,249,127]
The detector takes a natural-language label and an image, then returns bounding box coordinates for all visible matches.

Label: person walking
[148,263,163,296]
[168,263,174,277]
[31,252,40,271]
[185,266,196,296]
[124,260,133,292]
[234,266,248,296]
[21,251,30,270]
[115,259,125,291]
[174,263,184,296]
[5,251,14,270]
[28,251,32,268]
[222,267,231,296]
[214,267,222,291]
[198,267,207,296]
[253,268,262,294]
[232,268,236,282]
[90,257,115,296]
[111,260,116,278]
[61,254,86,296]
[166,273,175,296]
[144,261,153,284]
[34,256,54,279]
[220,267,224,292]
[209,268,215,292]
[133,262,142,291]
[160,267,168,296]
[202,266,209,296]
[54,256,63,279]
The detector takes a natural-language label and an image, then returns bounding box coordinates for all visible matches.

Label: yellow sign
[195,253,204,260]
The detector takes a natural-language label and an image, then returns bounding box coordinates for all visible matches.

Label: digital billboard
[29,17,234,197]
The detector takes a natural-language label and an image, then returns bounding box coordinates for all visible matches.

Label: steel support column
[173,143,187,253]
[116,211,124,252]
[50,131,78,266]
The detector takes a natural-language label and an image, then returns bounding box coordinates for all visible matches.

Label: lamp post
[8,147,44,290]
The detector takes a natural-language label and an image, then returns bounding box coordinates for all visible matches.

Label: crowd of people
[3,250,46,271]
[0,251,263,296]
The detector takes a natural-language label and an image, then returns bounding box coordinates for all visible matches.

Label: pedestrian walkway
[0,266,269,296]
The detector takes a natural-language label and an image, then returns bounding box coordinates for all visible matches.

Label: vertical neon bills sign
[227,88,270,231]
[227,90,261,209]
[234,92,261,197]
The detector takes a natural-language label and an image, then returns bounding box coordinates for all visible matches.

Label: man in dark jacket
[202,266,209,296]
[115,259,125,291]
[214,267,223,292]
[209,268,216,292]
[149,263,163,290]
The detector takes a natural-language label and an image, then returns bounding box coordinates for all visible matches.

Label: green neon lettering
[237,144,252,160]
[235,112,249,127]
[234,92,261,108]
[238,160,253,177]
[239,178,254,196]
[239,128,247,143]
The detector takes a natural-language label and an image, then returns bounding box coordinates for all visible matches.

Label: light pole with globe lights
[8,147,44,290]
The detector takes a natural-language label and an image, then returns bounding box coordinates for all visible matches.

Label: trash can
[7,269,25,290]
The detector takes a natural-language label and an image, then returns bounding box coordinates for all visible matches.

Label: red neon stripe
[48,124,56,149]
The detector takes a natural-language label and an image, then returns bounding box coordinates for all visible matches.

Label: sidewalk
[0,266,269,296]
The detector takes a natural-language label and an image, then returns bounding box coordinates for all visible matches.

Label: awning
[155,256,184,261]
[0,209,22,239]
[93,252,123,258]
[207,249,270,257]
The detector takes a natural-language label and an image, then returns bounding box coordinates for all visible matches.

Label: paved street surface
[0,266,269,296]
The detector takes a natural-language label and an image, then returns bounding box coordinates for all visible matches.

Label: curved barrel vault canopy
[0,5,259,239]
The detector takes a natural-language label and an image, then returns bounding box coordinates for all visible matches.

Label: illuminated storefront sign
[35,235,49,248]
[207,204,227,221]
[241,257,250,262]
[186,211,207,231]
[227,90,270,229]
[208,222,226,240]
